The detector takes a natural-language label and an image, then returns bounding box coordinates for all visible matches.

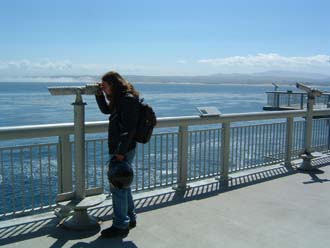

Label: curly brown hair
[102,71,140,112]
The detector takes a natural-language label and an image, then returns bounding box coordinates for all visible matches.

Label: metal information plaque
[197,106,221,117]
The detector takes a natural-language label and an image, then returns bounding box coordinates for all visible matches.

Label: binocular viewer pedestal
[295,83,324,171]
[56,191,106,230]
[49,85,106,231]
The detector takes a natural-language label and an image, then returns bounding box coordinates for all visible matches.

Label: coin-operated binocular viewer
[296,83,323,171]
[49,84,106,230]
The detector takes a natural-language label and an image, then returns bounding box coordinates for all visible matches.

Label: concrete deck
[1,157,330,248]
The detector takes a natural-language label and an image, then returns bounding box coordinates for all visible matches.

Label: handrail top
[1,108,329,137]
[266,91,330,95]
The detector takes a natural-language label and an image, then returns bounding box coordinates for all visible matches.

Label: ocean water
[0,82,274,127]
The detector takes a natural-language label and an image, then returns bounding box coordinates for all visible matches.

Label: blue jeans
[109,149,136,229]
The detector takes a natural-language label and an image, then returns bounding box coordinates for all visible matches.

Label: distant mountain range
[22,70,330,85]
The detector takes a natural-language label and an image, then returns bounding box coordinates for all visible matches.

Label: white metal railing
[266,91,330,109]
[1,109,330,218]
[0,143,58,216]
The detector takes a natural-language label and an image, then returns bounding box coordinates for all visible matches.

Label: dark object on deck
[108,158,134,189]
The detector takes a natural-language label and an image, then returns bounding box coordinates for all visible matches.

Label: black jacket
[95,92,140,155]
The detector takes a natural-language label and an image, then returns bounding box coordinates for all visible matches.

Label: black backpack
[135,99,157,144]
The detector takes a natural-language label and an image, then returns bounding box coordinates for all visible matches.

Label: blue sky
[0,0,329,80]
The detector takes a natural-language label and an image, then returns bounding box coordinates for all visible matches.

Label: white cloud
[0,59,96,82]
[178,59,187,64]
[0,54,329,81]
[0,59,171,81]
[0,59,145,77]
[0,59,162,73]
[0,59,73,71]
[198,53,330,74]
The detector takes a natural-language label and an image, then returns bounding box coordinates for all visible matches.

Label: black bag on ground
[134,99,157,144]
[108,158,134,189]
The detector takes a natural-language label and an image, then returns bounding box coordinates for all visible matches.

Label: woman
[95,71,140,238]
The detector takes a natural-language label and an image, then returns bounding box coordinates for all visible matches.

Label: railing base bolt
[297,152,322,172]
[172,184,191,192]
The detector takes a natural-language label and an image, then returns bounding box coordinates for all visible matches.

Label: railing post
[173,125,189,191]
[288,92,291,107]
[300,94,304,109]
[274,92,280,108]
[326,95,330,151]
[328,119,330,151]
[285,117,294,167]
[58,134,73,193]
[218,121,230,186]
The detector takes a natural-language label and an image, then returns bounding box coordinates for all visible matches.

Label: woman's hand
[114,154,125,161]
[95,82,103,96]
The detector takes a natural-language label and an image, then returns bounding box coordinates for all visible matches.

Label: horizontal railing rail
[1,109,329,140]
[1,108,330,219]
